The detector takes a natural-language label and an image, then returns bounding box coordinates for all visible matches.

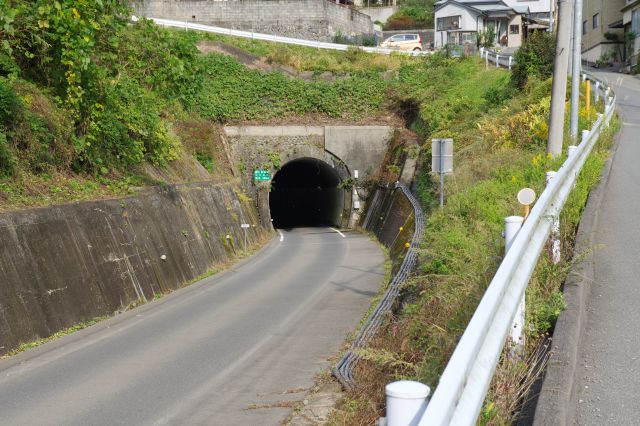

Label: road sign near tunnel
[254,170,271,181]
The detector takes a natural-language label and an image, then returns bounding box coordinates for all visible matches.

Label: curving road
[0,227,384,425]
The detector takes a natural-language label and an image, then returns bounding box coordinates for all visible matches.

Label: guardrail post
[496,54,500,68]
[581,130,590,144]
[505,216,525,354]
[508,56,513,70]
[595,81,600,103]
[486,51,489,69]
[385,381,430,426]
[568,145,578,158]
[582,73,587,82]
[546,172,561,264]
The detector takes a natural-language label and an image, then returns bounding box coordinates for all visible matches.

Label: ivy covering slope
[0,1,394,210]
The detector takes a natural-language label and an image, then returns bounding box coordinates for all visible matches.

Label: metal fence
[411,69,616,424]
[142,17,431,56]
[479,47,515,70]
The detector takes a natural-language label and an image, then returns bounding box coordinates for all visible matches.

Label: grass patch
[329,60,617,424]
[0,316,109,360]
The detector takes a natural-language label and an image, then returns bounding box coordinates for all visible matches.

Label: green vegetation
[330,52,614,424]
[0,315,109,359]
[198,32,417,74]
[386,1,436,29]
[0,1,414,211]
[0,4,616,423]
[511,31,556,88]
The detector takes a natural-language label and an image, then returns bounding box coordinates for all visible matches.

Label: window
[437,16,461,31]
[510,24,520,35]
[460,32,476,44]
[582,20,587,35]
[633,9,640,34]
[593,13,600,29]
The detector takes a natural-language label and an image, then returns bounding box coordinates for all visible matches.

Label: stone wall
[0,181,270,354]
[133,0,374,41]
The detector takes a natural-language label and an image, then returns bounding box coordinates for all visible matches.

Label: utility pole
[569,0,583,142]
[546,0,573,157]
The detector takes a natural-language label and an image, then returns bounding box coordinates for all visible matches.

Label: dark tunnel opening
[269,158,345,229]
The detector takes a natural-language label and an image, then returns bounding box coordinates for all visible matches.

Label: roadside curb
[532,125,621,425]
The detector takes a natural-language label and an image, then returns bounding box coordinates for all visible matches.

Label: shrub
[511,31,556,88]
[385,15,418,30]
[0,130,16,176]
[385,5,433,30]
[0,78,20,126]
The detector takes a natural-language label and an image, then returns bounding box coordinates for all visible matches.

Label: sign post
[253,170,271,182]
[431,139,454,208]
[241,223,250,253]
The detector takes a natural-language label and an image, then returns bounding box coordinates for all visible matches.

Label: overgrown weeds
[330,57,618,424]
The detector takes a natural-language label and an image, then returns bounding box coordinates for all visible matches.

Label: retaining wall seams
[0,181,269,354]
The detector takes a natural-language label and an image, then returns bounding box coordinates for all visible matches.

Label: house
[581,0,626,64]
[434,0,531,49]
[622,0,640,69]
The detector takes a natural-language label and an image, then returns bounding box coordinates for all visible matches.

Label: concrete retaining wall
[0,181,270,354]
[360,185,414,272]
[133,0,374,42]
[358,6,399,24]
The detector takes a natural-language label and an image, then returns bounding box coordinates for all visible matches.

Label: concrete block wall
[0,181,270,354]
[134,0,374,41]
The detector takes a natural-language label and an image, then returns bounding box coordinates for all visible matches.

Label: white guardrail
[479,47,514,70]
[141,17,431,56]
[385,61,616,425]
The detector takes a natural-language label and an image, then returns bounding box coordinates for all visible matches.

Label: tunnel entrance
[269,158,345,228]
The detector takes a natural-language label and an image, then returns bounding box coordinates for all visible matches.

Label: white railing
[140,17,431,56]
[479,47,514,70]
[385,73,615,425]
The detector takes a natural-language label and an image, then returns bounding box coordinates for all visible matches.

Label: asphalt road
[573,73,640,425]
[0,227,384,425]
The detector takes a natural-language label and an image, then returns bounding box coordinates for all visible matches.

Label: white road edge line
[330,227,346,238]
[277,230,284,242]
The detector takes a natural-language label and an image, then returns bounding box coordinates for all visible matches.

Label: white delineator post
[496,54,500,68]
[546,171,561,264]
[385,381,430,426]
[508,55,513,70]
[505,216,525,353]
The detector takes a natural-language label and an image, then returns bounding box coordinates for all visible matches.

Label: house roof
[435,0,529,17]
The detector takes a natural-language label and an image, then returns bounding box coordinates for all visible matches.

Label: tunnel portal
[269,158,345,229]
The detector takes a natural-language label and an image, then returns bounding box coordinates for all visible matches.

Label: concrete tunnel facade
[223,125,393,229]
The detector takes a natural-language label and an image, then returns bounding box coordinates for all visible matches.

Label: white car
[380,34,423,51]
